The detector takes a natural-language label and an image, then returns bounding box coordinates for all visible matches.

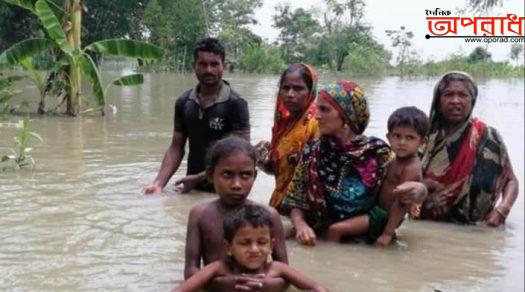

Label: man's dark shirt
[174,80,250,176]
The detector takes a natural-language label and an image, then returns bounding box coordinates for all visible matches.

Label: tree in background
[1,0,147,53]
[219,27,262,71]
[237,43,285,74]
[143,0,263,71]
[144,0,207,71]
[466,0,502,12]
[272,0,389,72]
[318,0,371,71]
[509,44,523,66]
[341,35,391,75]
[82,0,147,45]
[215,0,263,68]
[273,4,321,64]
[0,2,42,52]
[386,26,420,75]
[468,46,492,63]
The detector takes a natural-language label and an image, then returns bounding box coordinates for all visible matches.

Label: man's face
[194,51,224,87]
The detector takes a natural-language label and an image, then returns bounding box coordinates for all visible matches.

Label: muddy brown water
[1,71,523,291]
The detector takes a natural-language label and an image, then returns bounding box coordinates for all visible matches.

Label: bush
[342,42,390,75]
[237,44,286,74]
[420,56,524,77]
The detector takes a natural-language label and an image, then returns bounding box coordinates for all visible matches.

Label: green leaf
[78,53,105,106]
[112,74,144,86]
[85,39,164,61]
[19,58,34,70]
[1,155,10,162]
[29,131,43,142]
[35,0,72,54]
[2,0,36,13]
[0,38,56,65]
[0,75,26,91]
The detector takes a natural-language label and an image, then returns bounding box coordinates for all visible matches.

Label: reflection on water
[0,72,523,291]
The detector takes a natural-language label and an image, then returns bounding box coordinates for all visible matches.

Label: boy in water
[174,205,328,292]
[184,136,288,290]
[376,106,429,247]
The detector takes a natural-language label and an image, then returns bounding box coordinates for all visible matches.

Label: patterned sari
[415,72,512,223]
[281,136,391,232]
[265,63,319,208]
[280,81,392,233]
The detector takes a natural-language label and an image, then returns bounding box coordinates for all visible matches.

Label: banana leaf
[35,0,72,54]
[78,53,105,106]
[0,38,56,65]
[112,74,144,86]
[85,39,164,61]
[2,0,36,13]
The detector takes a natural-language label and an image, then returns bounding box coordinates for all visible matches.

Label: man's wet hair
[278,63,313,92]
[387,106,430,137]
[223,204,273,243]
[193,37,225,62]
[206,136,256,173]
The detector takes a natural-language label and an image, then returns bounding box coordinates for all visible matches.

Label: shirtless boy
[376,106,429,247]
[184,136,288,290]
[174,205,327,292]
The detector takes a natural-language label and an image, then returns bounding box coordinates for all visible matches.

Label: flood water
[1,71,523,291]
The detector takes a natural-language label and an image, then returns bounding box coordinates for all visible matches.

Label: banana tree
[0,0,164,116]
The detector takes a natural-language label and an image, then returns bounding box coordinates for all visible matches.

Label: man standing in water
[144,38,250,194]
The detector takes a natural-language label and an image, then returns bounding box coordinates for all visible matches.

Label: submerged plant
[1,109,43,171]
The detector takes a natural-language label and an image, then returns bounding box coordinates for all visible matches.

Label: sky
[249,0,525,62]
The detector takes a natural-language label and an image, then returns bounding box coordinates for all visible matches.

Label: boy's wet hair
[193,37,225,62]
[223,204,273,243]
[387,106,430,137]
[278,64,313,92]
[206,136,256,173]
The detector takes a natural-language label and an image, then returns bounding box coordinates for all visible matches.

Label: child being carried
[173,205,328,292]
[376,106,429,247]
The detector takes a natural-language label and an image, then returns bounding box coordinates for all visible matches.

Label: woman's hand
[426,180,463,218]
[255,140,273,174]
[485,210,505,227]
[485,205,508,227]
[429,192,448,218]
[295,222,316,246]
[255,141,271,161]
